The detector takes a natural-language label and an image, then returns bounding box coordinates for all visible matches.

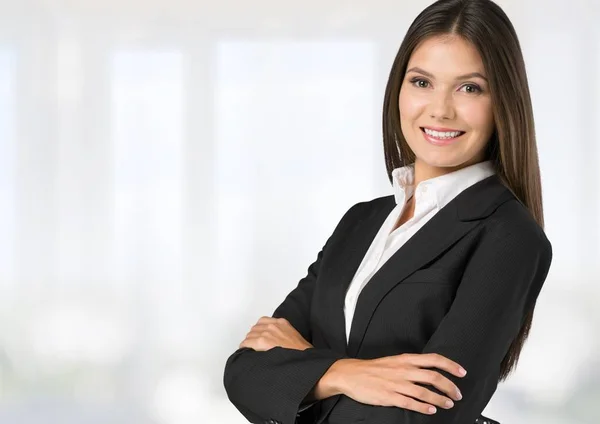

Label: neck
[413,157,486,187]
[413,160,459,187]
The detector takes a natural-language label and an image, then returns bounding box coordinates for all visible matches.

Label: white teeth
[423,128,462,139]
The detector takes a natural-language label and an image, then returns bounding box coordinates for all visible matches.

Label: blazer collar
[321,174,514,357]
[456,173,515,221]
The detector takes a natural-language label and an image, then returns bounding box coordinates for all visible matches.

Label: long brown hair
[382,0,544,381]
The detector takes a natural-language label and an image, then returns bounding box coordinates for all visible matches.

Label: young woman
[223,1,553,423]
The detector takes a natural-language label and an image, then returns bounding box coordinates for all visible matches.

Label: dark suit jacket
[223,174,553,424]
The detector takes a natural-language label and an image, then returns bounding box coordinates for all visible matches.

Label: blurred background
[0,0,598,423]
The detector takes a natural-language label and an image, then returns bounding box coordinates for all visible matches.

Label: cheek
[398,88,425,122]
[458,101,494,133]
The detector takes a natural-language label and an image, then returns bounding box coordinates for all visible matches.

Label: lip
[420,127,464,146]
[421,126,464,132]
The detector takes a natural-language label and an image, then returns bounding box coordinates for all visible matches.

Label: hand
[239,316,314,352]
[327,353,466,415]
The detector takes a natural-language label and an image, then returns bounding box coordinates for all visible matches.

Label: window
[214,40,376,310]
[0,49,15,289]
[111,50,184,284]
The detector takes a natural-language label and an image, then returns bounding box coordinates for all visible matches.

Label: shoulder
[327,195,394,234]
[339,194,395,221]
[484,197,552,258]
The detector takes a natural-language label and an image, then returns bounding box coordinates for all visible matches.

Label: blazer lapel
[337,174,513,357]
[321,202,395,356]
[345,201,477,357]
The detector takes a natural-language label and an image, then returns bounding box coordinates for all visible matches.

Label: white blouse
[343,160,496,342]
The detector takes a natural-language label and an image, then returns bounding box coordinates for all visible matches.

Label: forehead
[407,35,486,76]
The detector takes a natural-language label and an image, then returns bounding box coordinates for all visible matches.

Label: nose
[428,91,455,120]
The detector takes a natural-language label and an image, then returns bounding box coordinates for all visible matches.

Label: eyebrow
[406,66,488,82]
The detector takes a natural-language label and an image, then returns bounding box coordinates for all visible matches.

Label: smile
[420,127,465,146]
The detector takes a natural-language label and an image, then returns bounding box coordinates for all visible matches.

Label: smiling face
[398,34,495,180]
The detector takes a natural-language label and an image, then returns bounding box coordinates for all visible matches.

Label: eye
[409,77,430,88]
[459,84,482,94]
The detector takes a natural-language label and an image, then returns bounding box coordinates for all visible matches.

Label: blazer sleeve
[223,204,359,424]
[401,216,553,423]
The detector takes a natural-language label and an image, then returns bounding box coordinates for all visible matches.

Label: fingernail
[428,406,437,414]
[459,367,467,376]
[456,389,462,400]
[445,400,454,408]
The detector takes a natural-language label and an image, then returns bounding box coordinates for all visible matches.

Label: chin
[416,153,463,168]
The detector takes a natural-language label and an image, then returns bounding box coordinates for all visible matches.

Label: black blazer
[223,174,553,424]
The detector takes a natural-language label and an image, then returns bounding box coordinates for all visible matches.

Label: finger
[240,333,260,344]
[403,353,467,378]
[249,324,268,334]
[244,333,272,343]
[257,316,278,324]
[239,336,273,351]
[397,381,455,409]
[249,324,282,339]
[405,368,462,401]
[245,330,261,340]
[258,316,290,327]
[253,322,281,331]
[239,338,255,349]
[390,393,437,415]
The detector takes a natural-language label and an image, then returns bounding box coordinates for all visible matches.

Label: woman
[223,0,553,423]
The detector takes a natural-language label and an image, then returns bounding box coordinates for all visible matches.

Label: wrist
[314,358,357,399]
